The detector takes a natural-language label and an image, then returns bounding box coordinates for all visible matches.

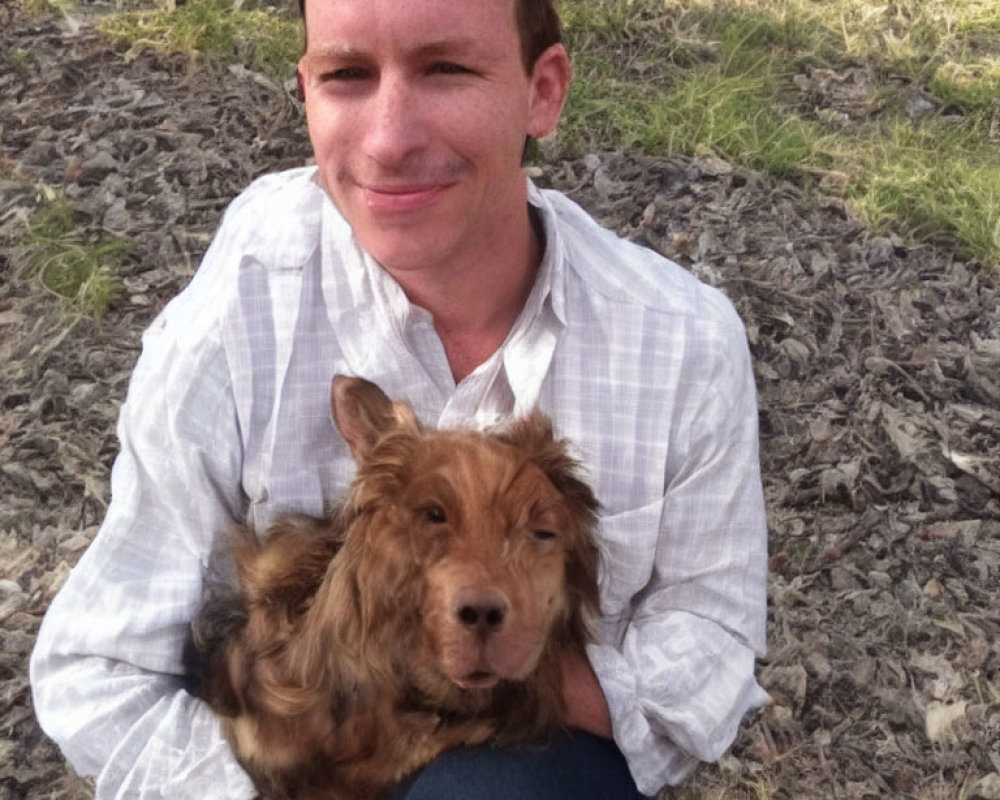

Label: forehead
[303,0,519,53]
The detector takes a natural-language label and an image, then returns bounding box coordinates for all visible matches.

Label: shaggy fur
[185,376,600,800]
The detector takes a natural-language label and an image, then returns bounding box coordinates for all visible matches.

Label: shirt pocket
[596,497,665,619]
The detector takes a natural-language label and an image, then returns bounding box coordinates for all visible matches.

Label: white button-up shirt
[31,168,769,798]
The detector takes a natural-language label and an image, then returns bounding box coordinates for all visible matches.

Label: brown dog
[185,376,600,800]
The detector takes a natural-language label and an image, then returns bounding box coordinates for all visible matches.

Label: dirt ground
[1,5,998,800]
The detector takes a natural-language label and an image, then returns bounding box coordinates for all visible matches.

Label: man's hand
[560,648,613,739]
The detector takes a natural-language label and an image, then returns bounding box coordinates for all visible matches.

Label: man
[31,1,769,797]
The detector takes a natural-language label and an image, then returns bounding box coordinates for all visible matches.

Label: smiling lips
[363,183,452,213]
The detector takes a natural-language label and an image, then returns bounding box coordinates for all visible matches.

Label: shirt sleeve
[588,290,770,796]
[29,229,258,799]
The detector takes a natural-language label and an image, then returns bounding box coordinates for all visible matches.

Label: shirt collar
[526,179,567,326]
[319,175,567,420]
[497,179,567,417]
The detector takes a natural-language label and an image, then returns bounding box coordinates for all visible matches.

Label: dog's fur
[185,376,600,800]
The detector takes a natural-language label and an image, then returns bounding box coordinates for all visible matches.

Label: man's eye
[319,67,368,82]
[532,530,557,543]
[429,62,470,76]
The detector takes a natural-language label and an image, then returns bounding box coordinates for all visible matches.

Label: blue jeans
[389,730,651,799]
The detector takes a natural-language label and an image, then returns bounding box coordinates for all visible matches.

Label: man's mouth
[362,184,450,213]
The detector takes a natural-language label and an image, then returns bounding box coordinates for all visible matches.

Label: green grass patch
[929,60,1000,110]
[98,0,301,83]
[561,8,833,173]
[19,0,76,18]
[558,0,1000,267]
[844,120,1000,262]
[17,192,131,320]
[4,48,37,74]
[636,69,825,176]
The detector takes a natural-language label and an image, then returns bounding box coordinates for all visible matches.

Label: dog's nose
[455,592,508,634]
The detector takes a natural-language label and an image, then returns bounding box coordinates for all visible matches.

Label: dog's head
[326,376,600,697]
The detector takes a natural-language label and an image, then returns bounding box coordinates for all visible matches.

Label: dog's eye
[422,504,447,524]
[532,529,557,542]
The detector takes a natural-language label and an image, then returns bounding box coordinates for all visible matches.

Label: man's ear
[526,44,572,139]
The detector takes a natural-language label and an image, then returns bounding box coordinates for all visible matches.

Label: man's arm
[586,290,769,795]
[30,232,258,799]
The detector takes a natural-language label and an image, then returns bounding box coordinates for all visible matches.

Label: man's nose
[363,73,427,166]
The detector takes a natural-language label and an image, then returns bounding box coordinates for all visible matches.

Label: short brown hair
[514,0,563,73]
[296,0,563,73]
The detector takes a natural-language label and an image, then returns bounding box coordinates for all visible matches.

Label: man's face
[298,0,566,277]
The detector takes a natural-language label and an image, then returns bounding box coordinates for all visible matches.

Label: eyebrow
[304,37,490,64]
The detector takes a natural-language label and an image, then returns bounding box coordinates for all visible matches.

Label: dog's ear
[331,376,419,460]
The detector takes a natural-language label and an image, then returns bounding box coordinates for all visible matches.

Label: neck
[388,205,543,383]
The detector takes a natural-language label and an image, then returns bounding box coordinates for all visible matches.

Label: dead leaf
[943,450,1000,494]
[924,700,968,743]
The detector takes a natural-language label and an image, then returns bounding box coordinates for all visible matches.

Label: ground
[1,6,999,800]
